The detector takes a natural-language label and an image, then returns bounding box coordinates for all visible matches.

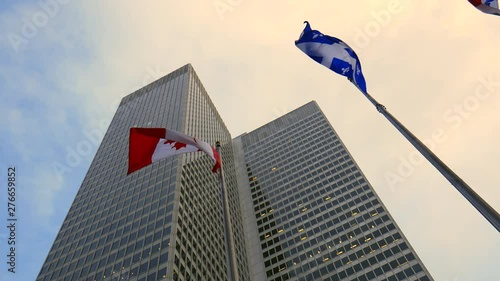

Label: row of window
[245,127,338,181]
[260,188,378,245]
[175,162,234,281]
[60,173,176,250]
[261,199,384,259]
[250,151,352,207]
[272,258,428,281]
[264,212,394,271]
[257,184,375,241]
[40,190,176,279]
[242,108,324,151]
[257,177,369,232]
[268,235,416,280]
[43,199,175,274]
[245,132,338,184]
[250,158,357,212]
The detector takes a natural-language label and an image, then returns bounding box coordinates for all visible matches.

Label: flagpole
[359,89,500,232]
[216,141,240,281]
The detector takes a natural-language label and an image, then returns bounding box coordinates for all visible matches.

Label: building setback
[233,101,434,281]
[37,64,433,281]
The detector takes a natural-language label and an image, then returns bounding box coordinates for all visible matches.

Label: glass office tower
[38,64,434,281]
[233,101,434,281]
[36,64,250,281]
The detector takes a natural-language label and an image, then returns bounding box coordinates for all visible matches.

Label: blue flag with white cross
[295,21,368,94]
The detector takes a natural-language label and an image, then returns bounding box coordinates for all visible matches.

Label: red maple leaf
[164,139,187,150]
[173,142,187,150]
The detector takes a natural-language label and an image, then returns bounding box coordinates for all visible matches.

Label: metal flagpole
[360,90,500,232]
[215,141,240,281]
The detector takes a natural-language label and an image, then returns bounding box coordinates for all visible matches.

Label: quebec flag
[295,21,367,94]
[468,0,500,16]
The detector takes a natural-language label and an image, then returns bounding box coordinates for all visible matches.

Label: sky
[0,0,499,280]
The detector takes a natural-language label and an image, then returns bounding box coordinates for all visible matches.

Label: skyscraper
[38,64,433,281]
[36,64,250,281]
[233,101,434,281]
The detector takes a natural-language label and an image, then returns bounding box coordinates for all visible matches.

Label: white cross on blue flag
[295,21,368,94]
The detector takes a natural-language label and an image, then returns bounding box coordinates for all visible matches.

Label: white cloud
[31,169,66,217]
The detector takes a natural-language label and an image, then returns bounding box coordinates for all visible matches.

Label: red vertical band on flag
[212,147,221,173]
[128,128,166,174]
[469,0,482,6]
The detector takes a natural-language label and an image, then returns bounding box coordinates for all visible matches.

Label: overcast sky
[1,1,499,280]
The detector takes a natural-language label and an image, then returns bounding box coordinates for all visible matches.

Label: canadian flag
[469,0,500,16]
[128,128,221,175]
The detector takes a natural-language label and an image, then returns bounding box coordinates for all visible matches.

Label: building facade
[36,64,250,281]
[38,65,433,281]
[233,101,434,281]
